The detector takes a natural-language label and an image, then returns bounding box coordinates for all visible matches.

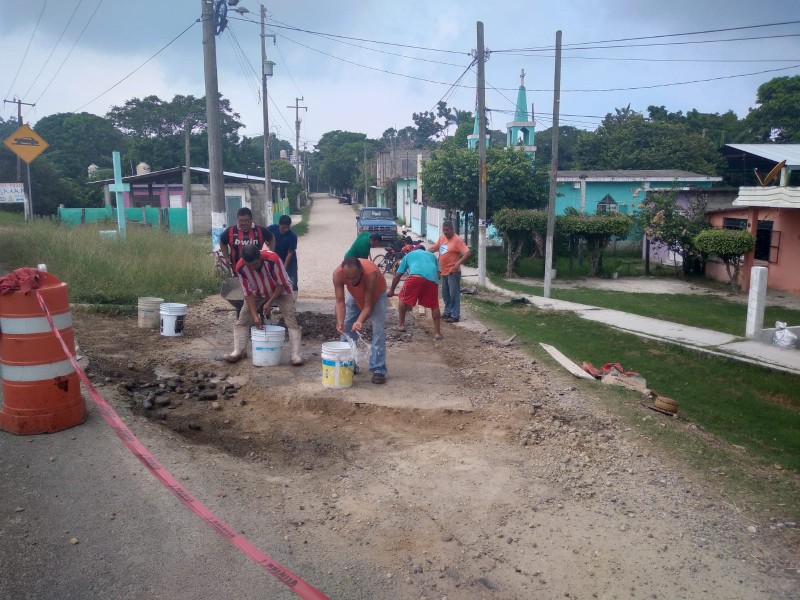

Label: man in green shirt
[345,232,383,259]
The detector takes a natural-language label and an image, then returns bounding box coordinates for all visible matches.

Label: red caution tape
[35,291,332,600]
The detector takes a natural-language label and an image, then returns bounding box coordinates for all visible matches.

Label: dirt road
[2,194,797,599]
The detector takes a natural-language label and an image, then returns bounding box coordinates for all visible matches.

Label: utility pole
[543,30,562,299]
[364,144,369,207]
[3,97,36,220]
[287,97,307,183]
[476,21,488,287]
[260,4,276,225]
[201,0,226,245]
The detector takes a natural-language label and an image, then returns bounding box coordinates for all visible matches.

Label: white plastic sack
[772,321,798,349]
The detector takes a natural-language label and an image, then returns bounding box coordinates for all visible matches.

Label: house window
[723,217,747,230]
[596,194,618,213]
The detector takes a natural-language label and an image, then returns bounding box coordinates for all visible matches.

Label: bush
[694,228,755,292]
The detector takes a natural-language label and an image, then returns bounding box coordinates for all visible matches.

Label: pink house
[708,145,800,294]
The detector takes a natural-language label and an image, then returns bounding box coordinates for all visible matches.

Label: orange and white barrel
[0,272,86,434]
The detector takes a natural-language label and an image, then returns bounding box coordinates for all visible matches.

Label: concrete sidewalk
[462,267,800,376]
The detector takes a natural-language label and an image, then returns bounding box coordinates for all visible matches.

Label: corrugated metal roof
[89,166,289,185]
[557,169,721,182]
[725,144,800,169]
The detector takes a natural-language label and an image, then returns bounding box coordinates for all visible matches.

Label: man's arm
[352,271,378,332]
[219,228,231,263]
[244,294,261,329]
[333,271,347,334]
[455,246,472,269]
[387,271,403,297]
[284,248,295,269]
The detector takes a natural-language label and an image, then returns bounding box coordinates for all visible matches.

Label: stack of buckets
[251,325,285,366]
[137,297,187,337]
[321,341,355,389]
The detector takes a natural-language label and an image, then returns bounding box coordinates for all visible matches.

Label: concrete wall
[555,181,716,216]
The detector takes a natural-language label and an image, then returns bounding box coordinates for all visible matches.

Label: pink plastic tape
[35,291,331,600]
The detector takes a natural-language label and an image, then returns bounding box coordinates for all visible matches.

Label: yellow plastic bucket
[321,341,354,389]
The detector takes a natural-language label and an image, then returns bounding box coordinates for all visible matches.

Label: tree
[493,208,548,276]
[636,190,711,276]
[422,145,546,219]
[534,125,590,171]
[559,212,632,277]
[745,75,800,143]
[694,228,755,293]
[314,130,374,192]
[573,106,725,175]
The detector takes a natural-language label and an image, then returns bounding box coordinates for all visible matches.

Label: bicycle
[212,250,233,278]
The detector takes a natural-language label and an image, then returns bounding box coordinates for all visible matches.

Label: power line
[431,58,477,112]
[28,0,104,115]
[4,0,49,101]
[71,18,197,113]
[261,19,467,55]
[22,0,84,101]
[495,33,800,54]
[498,53,800,64]
[493,19,800,52]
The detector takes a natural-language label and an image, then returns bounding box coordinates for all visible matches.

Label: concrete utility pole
[287,97,307,184]
[364,144,369,207]
[476,21,488,287]
[3,97,36,220]
[260,4,276,225]
[201,0,226,245]
[543,30,562,299]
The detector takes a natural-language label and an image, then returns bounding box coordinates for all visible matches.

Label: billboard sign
[0,183,26,204]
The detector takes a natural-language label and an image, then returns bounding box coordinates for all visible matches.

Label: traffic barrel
[0,272,86,434]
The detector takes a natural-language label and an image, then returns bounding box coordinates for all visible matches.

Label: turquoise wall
[555,181,715,215]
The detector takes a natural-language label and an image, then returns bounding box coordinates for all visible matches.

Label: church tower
[506,69,536,157]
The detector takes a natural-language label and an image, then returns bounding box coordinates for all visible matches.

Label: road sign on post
[3,124,49,164]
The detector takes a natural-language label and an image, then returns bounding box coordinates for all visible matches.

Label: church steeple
[506,68,536,157]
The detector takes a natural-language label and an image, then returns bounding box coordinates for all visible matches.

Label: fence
[57,207,188,234]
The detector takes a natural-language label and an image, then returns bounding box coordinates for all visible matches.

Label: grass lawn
[0,221,219,312]
[468,297,800,518]
[492,276,800,337]
[290,199,313,237]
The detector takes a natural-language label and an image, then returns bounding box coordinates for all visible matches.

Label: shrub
[694,228,756,293]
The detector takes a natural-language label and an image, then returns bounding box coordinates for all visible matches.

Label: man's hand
[261,306,272,322]
[387,288,396,298]
[351,321,363,333]
[336,320,345,335]
[252,313,263,329]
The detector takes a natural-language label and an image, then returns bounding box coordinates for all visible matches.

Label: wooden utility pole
[543,30,562,299]
[364,144,369,207]
[201,0,226,242]
[3,97,36,220]
[287,97,307,184]
[476,21,488,287]
[261,4,276,226]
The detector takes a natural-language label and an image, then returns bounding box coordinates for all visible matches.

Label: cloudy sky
[2,0,799,150]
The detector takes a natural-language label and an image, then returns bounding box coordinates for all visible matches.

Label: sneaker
[371,373,386,384]
[442,315,453,322]
[449,317,460,323]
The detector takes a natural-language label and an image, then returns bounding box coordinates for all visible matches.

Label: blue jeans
[341,292,387,376]
[441,272,461,319]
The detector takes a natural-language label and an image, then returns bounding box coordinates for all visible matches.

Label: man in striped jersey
[224,244,303,366]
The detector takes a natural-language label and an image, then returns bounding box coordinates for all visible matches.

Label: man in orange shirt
[332,257,388,384]
[429,220,471,323]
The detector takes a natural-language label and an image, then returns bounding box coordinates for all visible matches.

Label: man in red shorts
[387,248,443,340]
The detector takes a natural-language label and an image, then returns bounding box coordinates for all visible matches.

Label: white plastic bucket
[321,341,355,389]
[159,302,187,337]
[138,297,164,329]
[251,325,285,367]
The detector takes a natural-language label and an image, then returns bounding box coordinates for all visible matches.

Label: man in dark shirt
[218,207,274,272]
[267,214,298,300]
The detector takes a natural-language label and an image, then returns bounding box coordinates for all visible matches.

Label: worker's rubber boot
[224,326,249,363]
[289,328,304,366]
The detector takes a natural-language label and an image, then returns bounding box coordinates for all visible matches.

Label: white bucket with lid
[138,297,164,329]
[159,302,187,337]
[251,325,285,366]
[321,341,355,389]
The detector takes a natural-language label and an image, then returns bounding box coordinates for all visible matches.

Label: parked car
[339,193,352,205]
[355,207,399,244]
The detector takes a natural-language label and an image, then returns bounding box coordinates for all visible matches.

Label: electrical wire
[28,0,104,115]
[225,26,261,100]
[430,58,477,112]
[21,0,83,101]
[4,0,49,101]
[71,18,196,113]
[498,52,800,64]
[493,20,800,52]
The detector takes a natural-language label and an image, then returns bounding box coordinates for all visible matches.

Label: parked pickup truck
[355,207,399,244]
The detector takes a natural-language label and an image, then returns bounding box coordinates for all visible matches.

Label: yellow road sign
[3,124,49,164]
